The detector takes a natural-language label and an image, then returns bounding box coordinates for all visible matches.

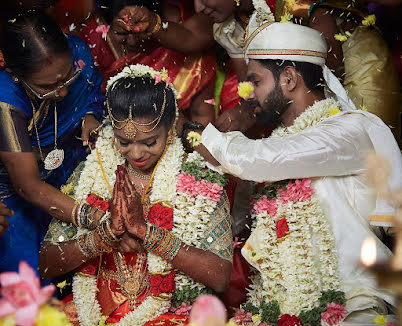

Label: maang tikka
[107,89,166,139]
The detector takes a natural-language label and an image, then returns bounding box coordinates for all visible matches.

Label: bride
[38,64,232,325]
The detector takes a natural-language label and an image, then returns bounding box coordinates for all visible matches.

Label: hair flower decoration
[238,81,254,100]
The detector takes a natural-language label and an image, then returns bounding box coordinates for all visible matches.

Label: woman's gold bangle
[148,13,161,35]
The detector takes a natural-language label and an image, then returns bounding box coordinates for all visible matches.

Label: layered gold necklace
[30,99,64,170]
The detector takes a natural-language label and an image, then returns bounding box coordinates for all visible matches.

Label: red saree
[79,12,216,111]
[62,196,189,325]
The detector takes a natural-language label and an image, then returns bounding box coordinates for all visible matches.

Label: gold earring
[234,0,240,6]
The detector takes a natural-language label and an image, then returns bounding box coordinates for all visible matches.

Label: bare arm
[188,81,216,127]
[117,6,215,53]
[39,239,88,279]
[0,151,76,222]
[119,171,232,293]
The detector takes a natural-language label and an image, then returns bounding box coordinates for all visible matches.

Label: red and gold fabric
[79,11,216,111]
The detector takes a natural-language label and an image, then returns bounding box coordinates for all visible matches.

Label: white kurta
[202,110,402,313]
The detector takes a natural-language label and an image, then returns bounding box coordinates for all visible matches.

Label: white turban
[244,14,356,111]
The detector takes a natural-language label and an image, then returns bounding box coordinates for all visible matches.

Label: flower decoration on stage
[0,261,71,326]
[238,81,254,100]
[186,131,202,148]
[362,14,376,27]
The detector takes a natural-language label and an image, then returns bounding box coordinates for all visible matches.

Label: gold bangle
[148,13,161,35]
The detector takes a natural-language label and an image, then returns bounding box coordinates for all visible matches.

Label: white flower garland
[270,98,341,138]
[246,99,342,316]
[72,125,219,325]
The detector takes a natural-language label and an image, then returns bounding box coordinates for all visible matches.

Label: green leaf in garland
[260,299,281,325]
[319,290,346,311]
[298,307,322,326]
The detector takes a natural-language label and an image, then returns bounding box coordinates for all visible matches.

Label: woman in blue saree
[0,11,104,274]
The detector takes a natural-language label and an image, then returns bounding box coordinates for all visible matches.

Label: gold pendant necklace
[30,100,64,170]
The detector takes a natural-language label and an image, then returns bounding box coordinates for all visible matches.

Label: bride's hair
[106,75,176,129]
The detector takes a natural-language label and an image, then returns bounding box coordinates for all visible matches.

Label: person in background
[195,0,401,140]
[0,11,104,273]
[79,0,217,127]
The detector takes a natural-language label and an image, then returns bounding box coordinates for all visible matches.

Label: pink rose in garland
[0,261,55,326]
[254,196,278,217]
[321,302,347,325]
[279,179,314,204]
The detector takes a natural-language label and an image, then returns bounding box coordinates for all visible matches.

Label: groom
[190,19,402,319]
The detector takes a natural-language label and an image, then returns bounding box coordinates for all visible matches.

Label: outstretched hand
[116,6,158,35]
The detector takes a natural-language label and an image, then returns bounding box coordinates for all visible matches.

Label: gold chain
[30,100,58,161]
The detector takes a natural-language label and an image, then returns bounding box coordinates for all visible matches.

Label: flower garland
[270,98,341,138]
[238,99,344,325]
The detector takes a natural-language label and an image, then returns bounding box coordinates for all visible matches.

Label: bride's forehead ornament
[106,64,175,140]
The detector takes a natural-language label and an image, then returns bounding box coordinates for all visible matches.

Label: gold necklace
[30,100,64,170]
[113,252,149,309]
[127,163,151,180]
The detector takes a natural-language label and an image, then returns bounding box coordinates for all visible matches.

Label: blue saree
[0,34,104,274]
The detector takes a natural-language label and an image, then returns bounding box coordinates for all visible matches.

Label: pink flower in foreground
[386,322,396,326]
[321,302,347,325]
[253,196,278,216]
[189,295,227,326]
[95,25,110,40]
[0,261,55,326]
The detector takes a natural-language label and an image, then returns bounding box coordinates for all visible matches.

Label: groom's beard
[250,83,291,127]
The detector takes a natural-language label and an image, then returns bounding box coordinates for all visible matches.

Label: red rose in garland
[277,314,303,326]
[276,218,289,239]
[147,203,173,230]
[86,194,110,211]
[149,271,176,296]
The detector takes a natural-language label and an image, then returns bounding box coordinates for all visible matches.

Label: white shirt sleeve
[201,112,374,183]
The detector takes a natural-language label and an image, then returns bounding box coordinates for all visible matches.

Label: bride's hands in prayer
[109,166,129,237]
[117,233,144,253]
[120,167,147,240]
